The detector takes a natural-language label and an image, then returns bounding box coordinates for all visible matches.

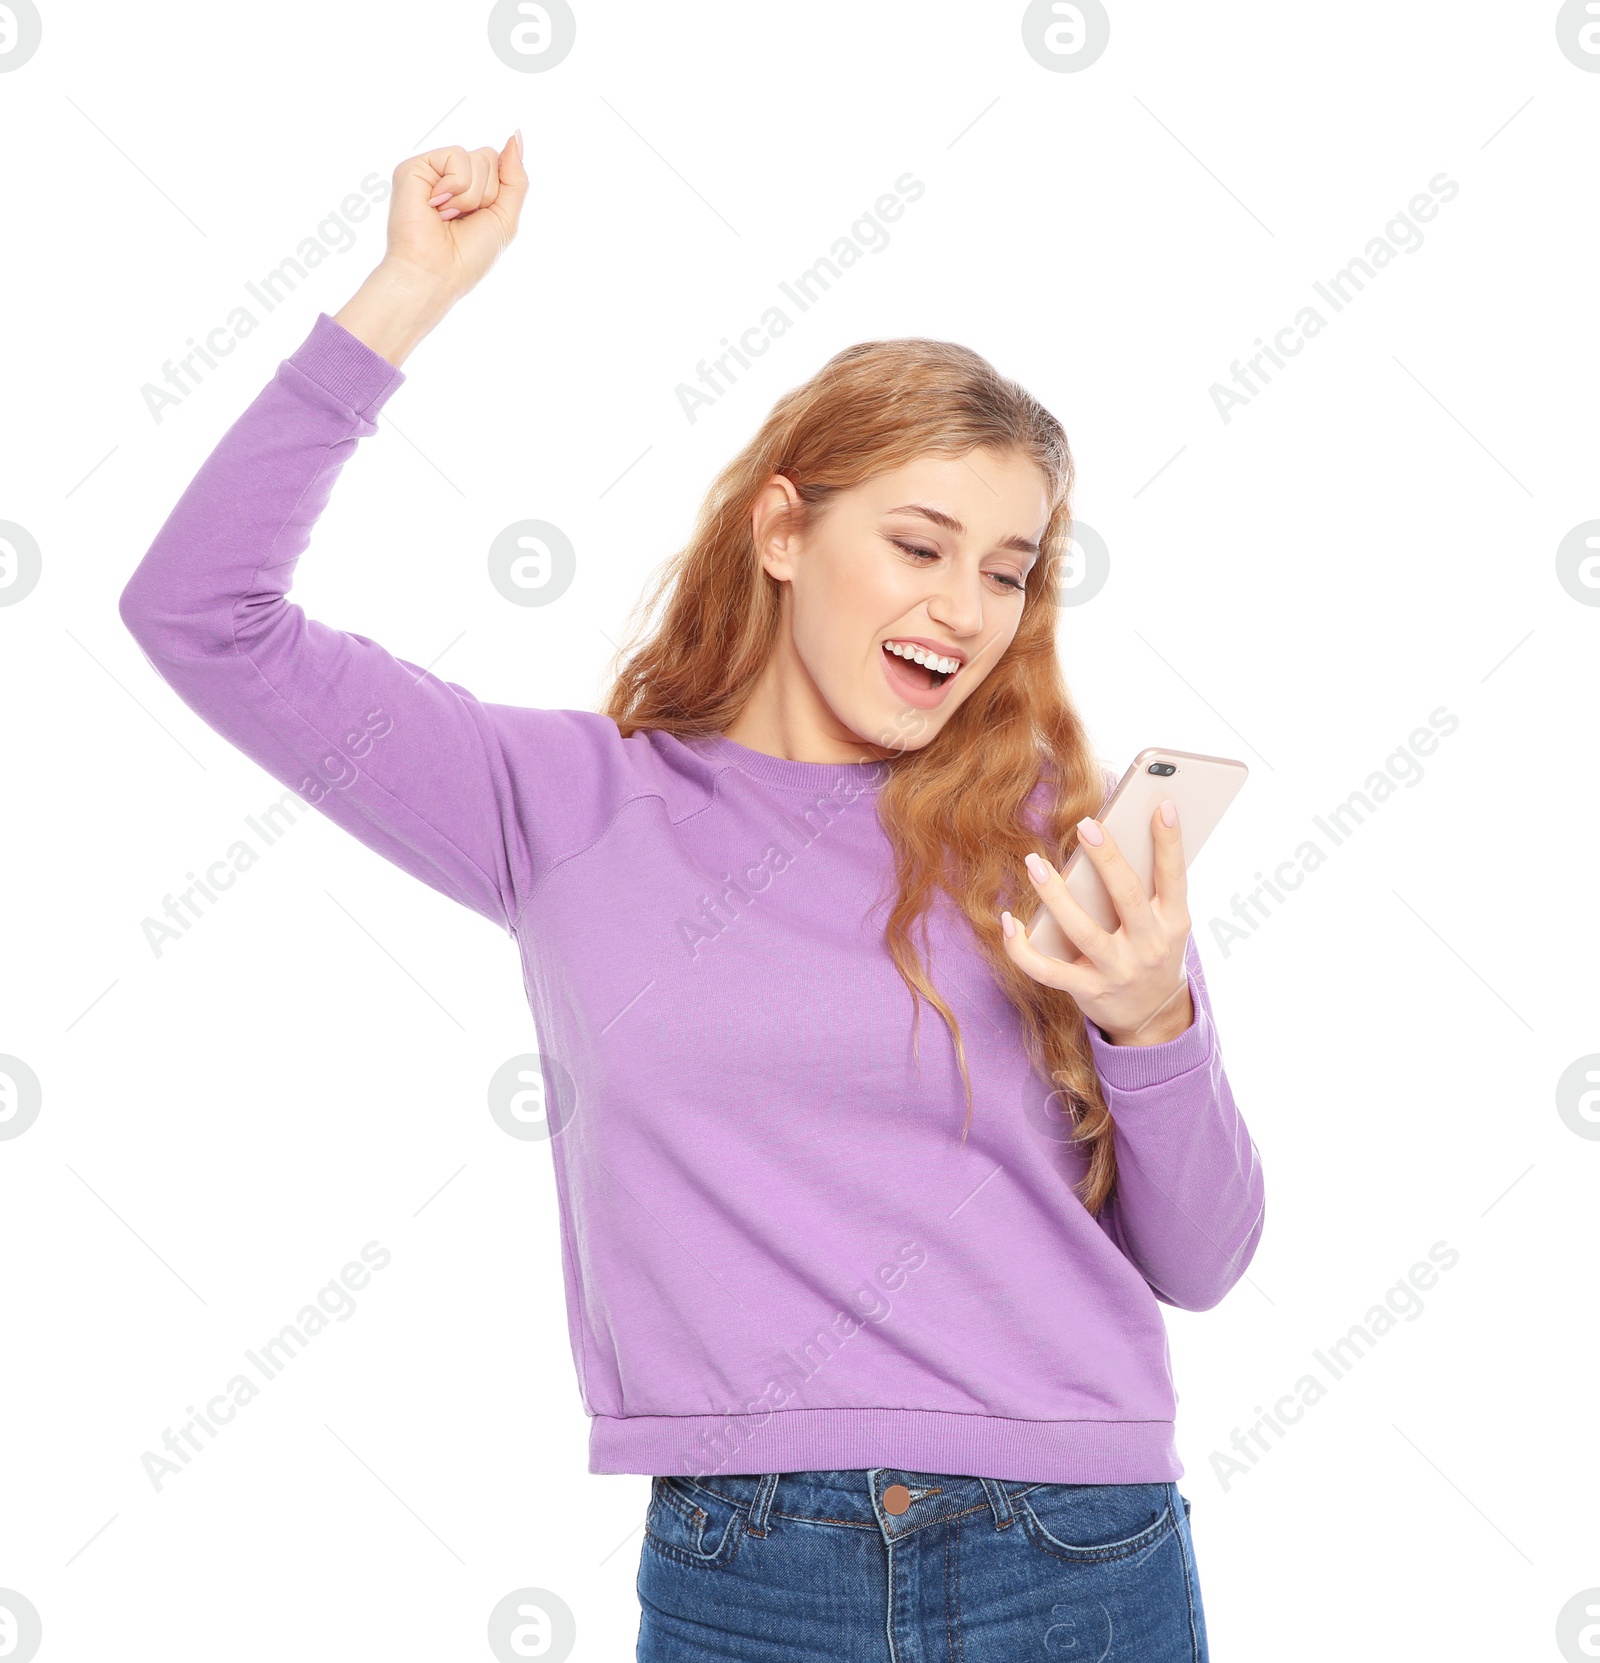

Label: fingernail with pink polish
[1025,852,1051,883]
[1160,798,1177,827]
[1001,911,1016,939]
[1077,817,1104,846]
[439,207,462,219]
[428,191,453,207]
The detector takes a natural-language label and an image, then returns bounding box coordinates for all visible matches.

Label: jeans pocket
[642,1476,747,1571]
[1018,1480,1177,1564]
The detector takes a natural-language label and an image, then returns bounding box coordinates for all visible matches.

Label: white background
[2,2,1596,1659]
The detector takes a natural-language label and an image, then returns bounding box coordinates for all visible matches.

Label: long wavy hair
[601,340,1118,1215]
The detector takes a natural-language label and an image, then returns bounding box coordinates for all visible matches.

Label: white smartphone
[1027,747,1249,963]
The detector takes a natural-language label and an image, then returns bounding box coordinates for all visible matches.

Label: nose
[925,566,986,639]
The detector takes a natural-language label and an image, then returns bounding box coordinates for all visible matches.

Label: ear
[752,474,804,582]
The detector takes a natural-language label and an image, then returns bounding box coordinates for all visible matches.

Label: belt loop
[980,1477,1015,1530]
[745,1472,780,1536]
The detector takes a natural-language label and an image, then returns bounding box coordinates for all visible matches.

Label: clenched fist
[387,134,529,298]
[335,132,530,368]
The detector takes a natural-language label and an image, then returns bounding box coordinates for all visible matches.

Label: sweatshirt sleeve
[1088,932,1266,1311]
[118,311,628,938]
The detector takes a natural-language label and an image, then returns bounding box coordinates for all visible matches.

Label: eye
[889,537,939,563]
[888,538,1027,594]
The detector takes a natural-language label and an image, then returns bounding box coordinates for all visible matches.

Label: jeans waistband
[679,1467,1045,1541]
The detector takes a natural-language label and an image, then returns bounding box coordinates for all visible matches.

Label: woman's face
[748,446,1052,761]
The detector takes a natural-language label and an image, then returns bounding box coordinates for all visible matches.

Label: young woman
[121,134,1264,1662]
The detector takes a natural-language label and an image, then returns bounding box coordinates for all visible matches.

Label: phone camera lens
[1147,762,1176,776]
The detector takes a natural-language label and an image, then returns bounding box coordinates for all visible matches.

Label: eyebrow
[885,503,1041,559]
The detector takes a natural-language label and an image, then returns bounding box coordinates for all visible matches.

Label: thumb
[496,129,529,229]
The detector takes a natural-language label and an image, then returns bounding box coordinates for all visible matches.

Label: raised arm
[118,136,579,935]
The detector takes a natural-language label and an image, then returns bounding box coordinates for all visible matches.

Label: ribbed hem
[588,1407,1181,1484]
[693,732,892,796]
[285,311,407,419]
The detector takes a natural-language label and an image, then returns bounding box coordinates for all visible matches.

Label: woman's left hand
[1001,802,1195,1046]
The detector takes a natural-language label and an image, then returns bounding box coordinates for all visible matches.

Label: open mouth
[884,638,944,685]
[881,641,956,690]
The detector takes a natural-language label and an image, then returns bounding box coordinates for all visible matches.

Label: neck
[721,641,895,766]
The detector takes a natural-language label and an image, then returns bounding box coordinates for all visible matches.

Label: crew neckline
[695,732,893,794]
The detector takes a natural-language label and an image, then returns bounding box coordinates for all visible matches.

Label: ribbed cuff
[1086,962,1214,1090]
[286,311,407,419]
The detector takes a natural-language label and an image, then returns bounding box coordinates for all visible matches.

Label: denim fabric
[636,1466,1208,1660]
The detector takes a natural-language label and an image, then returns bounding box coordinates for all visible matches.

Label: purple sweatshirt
[119,311,1265,1484]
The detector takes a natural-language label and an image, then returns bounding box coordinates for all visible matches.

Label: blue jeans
[636,1466,1208,1660]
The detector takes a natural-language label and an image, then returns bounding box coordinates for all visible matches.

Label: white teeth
[884,640,959,676]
